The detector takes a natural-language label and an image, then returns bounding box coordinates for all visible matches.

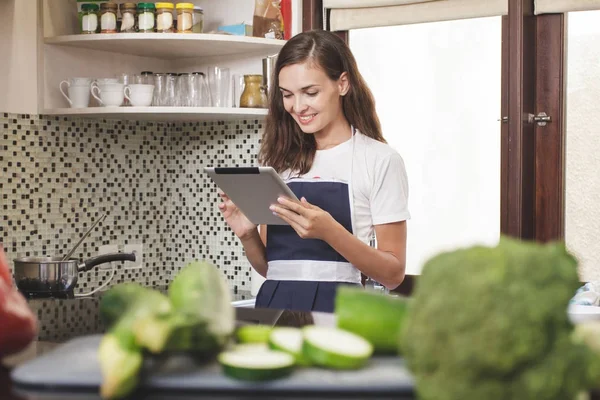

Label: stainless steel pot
[13,253,136,297]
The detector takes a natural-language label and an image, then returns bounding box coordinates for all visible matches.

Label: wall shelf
[42,107,268,122]
[44,33,286,60]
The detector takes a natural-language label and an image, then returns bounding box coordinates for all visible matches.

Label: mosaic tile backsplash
[1,112,261,296]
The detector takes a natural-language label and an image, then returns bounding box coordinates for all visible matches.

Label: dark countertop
[1,307,413,400]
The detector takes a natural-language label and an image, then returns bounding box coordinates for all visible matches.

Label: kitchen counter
[1,308,414,400]
[5,306,600,400]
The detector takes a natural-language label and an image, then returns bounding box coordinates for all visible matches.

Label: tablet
[204,167,299,226]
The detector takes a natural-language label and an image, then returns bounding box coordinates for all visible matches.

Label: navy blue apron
[255,130,362,313]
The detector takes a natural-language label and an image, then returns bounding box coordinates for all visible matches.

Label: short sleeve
[370,153,411,225]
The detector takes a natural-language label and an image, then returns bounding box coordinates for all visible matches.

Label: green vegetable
[218,348,295,381]
[168,261,235,344]
[134,261,235,354]
[302,326,373,370]
[98,335,142,400]
[231,343,270,353]
[99,283,157,328]
[98,288,171,399]
[134,313,218,355]
[268,327,310,366]
[401,236,600,400]
[335,286,409,354]
[236,324,273,344]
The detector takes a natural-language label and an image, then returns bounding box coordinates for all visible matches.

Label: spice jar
[100,3,118,33]
[176,3,194,33]
[240,75,268,108]
[81,3,100,34]
[192,6,204,33]
[119,3,136,33]
[137,3,156,33]
[155,3,175,33]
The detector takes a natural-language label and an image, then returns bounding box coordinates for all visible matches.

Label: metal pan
[13,252,136,298]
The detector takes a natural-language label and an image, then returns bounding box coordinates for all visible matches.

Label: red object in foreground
[0,245,38,358]
[281,0,292,40]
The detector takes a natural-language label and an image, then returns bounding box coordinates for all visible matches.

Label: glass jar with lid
[119,3,137,33]
[192,6,204,33]
[137,3,156,33]
[176,3,194,33]
[156,3,175,33]
[80,3,100,34]
[100,3,118,33]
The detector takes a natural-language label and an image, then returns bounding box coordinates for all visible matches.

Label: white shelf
[44,33,286,60]
[41,107,268,122]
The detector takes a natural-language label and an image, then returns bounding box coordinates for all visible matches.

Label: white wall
[350,17,502,274]
[565,11,600,282]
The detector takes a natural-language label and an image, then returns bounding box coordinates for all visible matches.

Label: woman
[218,30,410,313]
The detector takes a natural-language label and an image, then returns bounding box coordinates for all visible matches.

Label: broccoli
[401,236,600,400]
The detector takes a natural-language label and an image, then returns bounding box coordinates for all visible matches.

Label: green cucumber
[219,349,295,381]
[268,327,310,366]
[232,343,270,353]
[302,326,373,370]
[236,324,273,344]
[335,286,409,354]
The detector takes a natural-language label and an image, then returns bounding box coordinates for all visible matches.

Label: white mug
[59,78,92,108]
[124,84,154,107]
[91,83,124,107]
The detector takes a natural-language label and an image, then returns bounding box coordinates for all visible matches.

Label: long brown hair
[259,30,385,175]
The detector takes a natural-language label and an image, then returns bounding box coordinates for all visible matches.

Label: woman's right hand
[218,191,257,240]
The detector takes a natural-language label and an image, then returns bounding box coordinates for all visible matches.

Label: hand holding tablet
[204,167,299,226]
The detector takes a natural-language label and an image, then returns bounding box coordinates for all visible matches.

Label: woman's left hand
[270,197,337,240]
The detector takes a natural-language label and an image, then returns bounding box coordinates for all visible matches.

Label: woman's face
[278,61,347,134]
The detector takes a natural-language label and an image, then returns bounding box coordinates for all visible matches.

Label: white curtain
[326,0,507,31]
[534,0,600,14]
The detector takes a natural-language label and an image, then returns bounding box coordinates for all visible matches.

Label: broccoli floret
[401,236,600,400]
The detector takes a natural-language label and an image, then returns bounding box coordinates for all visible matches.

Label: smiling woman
[217,30,410,313]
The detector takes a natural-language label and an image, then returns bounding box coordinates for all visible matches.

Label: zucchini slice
[268,327,310,366]
[302,326,373,370]
[218,349,295,381]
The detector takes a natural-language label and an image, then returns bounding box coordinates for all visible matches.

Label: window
[350,17,502,274]
[565,10,600,281]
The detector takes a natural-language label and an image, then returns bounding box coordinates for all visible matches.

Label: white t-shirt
[281,130,411,246]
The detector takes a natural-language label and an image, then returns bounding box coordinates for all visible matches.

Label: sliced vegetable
[219,349,295,381]
[232,343,270,353]
[98,334,143,400]
[134,312,217,355]
[268,327,310,366]
[302,326,373,370]
[236,324,272,344]
[98,289,171,399]
[335,285,409,354]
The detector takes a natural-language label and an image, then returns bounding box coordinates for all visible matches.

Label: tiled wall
[1,112,261,296]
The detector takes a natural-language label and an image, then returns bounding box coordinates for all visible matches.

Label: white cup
[59,78,92,108]
[124,84,155,107]
[91,83,124,107]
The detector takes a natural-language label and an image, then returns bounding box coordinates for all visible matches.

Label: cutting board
[11,335,415,396]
